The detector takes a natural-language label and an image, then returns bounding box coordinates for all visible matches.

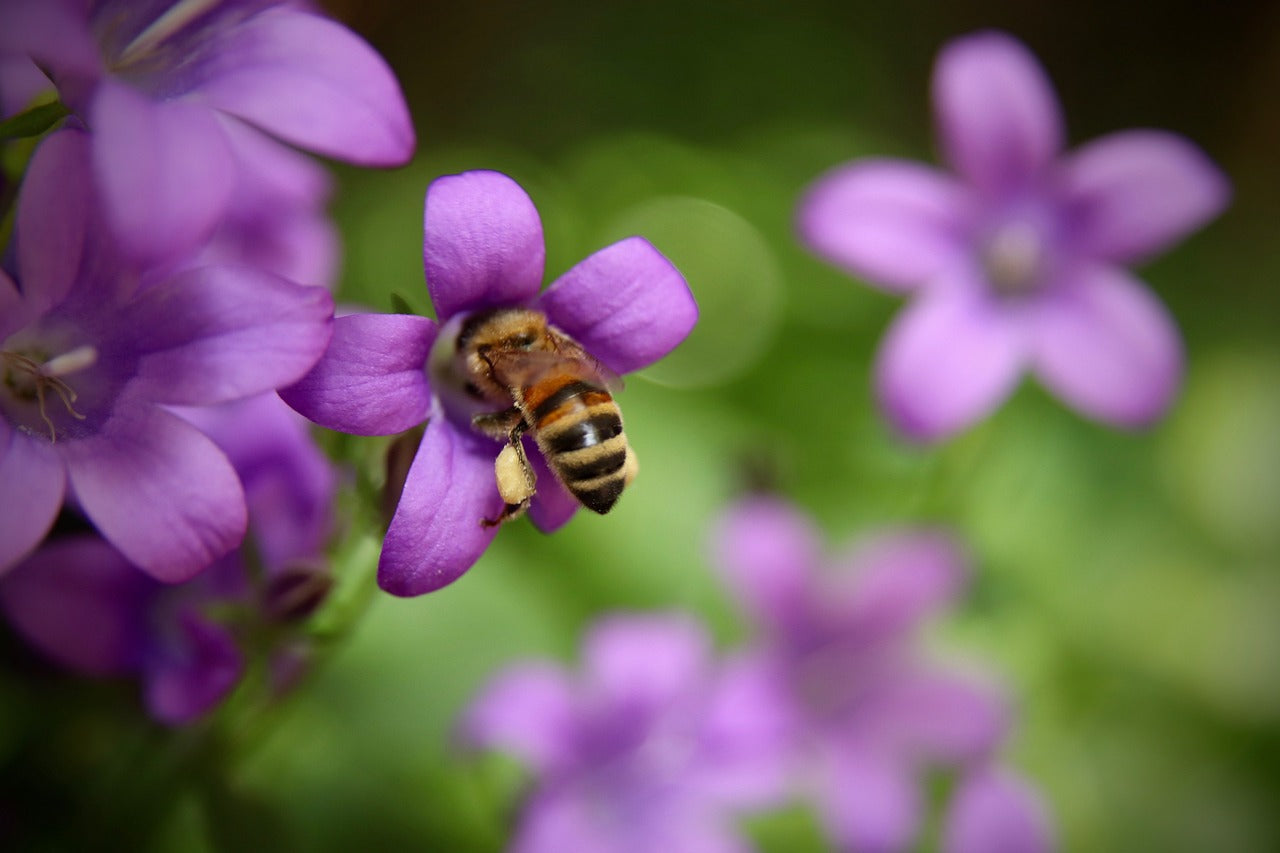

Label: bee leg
[471,406,523,441]
[482,422,537,527]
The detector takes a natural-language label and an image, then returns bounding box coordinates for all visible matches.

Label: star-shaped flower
[458,613,791,853]
[281,170,697,596]
[710,496,1054,852]
[798,30,1230,440]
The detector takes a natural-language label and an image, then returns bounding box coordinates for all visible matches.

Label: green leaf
[0,101,70,141]
[389,291,417,315]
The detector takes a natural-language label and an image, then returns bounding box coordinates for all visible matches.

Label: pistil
[981,221,1044,297]
[2,345,98,442]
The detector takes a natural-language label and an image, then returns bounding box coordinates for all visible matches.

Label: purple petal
[175,393,335,570]
[0,270,21,339]
[854,669,1009,763]
[708,496,822,634]
[692,655,795,810]
[583,613,709,711]
[61,405,247,583]
[144,608,244,725]
[423,171,546,319]
[797,159,971,291]
[537,237,697,375]
[217,115,333,209]
[933,31,1064,196]
[125,265,334,406]
[90,80,236,267]
[17,129,90,315]
[191,7,414,166]
[377,417,502,596]
[839,530,968,644]
[942,767,1056,853]
[0,425,65,573]
[875,285,1026,441]
[279,313,435,436]
[1061,130,1230,263]
[1029,265,1182,426]
[460,663,578,773]
[816,746,921,853]
[0,535,149,674]
[526,444,580,533]
[0,0,101,82]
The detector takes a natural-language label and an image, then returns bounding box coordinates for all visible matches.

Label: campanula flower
[459,613,791,853]
[710,496,1054,852]
[0,393,336,725]
[0,129,334,579]
[281,170,697,596]
[798,30,1229,441]
[0,0,414,267]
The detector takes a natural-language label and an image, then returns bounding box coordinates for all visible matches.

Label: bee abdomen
[537,406,630,514]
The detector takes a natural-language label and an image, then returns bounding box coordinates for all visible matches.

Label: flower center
[113,0,219,70]
[980,220,1046,297]
[1,344,98,442]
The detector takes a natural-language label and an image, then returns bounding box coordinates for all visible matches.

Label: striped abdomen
[521,375,632,514]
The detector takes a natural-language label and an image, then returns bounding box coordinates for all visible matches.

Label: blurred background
[4,0,1279,850]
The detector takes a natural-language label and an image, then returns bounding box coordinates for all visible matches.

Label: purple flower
[281,170,697,596]
[0,392,336,725]
[459,613,791,853]
[797,30,1230,441]
[710,496,1054,853]
[0,0,414,267]
[0,129,334,580]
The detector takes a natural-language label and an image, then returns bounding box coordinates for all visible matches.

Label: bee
[450,307,638,527]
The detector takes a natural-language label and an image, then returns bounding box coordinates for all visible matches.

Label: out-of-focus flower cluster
[460,496,1054,853]
[0,0,414,721]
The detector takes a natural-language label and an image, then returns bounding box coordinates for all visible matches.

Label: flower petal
[853,670,1009,764]
[875,286,1026,441]
[279,313,435,435]
[17,128,90,315]
[526,444,580,533]
[816,746,921,853]
[1060,130,1230,263]
[933,31,1064,196]
[62,406,247,583]
[125,265,334,406]
[942,767,1056,853]
[144,608,244,725]
[0,425,65,573]
[90,79,236,267]
[796,159,970,291]
[838,530,968,644]
[0,535,151,675]
[377,417,502,596]
[424,171,546,319]
[190,7,414,166]
[0,0,100,82]
[583,613,709,711]
[537,237,697,375]
[1030,265,1182,426]
[708,496,823,634]
[460,663,578,773]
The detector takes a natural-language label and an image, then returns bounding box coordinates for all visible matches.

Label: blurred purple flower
[0,392,336,725]
[281,170,697,596]
[459,613,791,853]
[0,129,333,580]
[0,0,414,267]
[798,30,1229,441]
[710,496,1054,853]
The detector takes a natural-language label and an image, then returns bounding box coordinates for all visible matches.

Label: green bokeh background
[4,1,1279,850]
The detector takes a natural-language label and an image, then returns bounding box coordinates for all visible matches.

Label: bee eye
[510,333,536,349]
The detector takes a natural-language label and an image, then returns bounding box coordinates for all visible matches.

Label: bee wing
[544,327,625,392]
[486,349,624,392]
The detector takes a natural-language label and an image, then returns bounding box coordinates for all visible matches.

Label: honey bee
[449,307,638,527]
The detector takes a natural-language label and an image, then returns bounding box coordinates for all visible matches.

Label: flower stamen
[2,348,95,442]
[115,0,218,68]
[981,221,1044,297]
